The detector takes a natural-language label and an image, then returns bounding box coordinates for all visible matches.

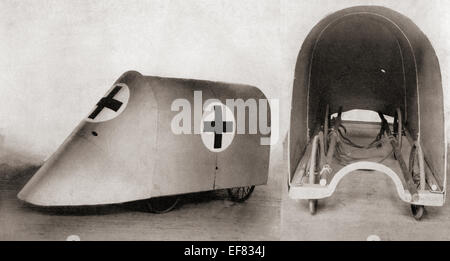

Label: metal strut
[318,106,341,186]
[377,111,419,202]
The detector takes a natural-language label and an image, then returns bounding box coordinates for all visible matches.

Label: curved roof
[289,6,446,189]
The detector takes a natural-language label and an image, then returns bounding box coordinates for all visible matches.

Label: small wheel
[145,195,179,214]
[227,186,255,202]
[309,199,317,215]
[411,204,424,220]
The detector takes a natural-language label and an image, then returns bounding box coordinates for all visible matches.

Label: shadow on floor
[1,162,241,216]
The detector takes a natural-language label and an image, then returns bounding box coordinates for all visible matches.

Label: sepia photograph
[1,0,450,246]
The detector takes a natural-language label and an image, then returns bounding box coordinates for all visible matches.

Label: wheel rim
[228,186,255,202]
[411,205,424,220]
[146,196,179,214]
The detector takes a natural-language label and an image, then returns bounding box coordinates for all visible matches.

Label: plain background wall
[1,0,449,164]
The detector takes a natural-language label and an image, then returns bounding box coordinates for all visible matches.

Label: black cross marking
[88,86,123,119]
[203,105,233,149]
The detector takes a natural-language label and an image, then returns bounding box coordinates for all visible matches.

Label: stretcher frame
[288,106,444,219]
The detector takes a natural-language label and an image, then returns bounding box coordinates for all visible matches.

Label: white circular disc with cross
[200,102,236,152]
[85,83,130,123]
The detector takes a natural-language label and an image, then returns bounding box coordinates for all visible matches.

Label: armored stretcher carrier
[19,71,271,213]
[287,6,447,220]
